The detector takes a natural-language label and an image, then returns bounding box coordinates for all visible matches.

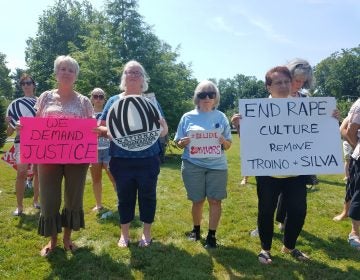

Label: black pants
[256,176,307,251]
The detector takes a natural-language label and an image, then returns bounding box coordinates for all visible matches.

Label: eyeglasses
[92,94,104,100]
[272,80,291,87]
[197,91,216,99]
[125,71,143,77]
[20,81,33,86]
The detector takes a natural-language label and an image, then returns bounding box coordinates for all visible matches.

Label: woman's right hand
[177,137,190,148]
[230,114,241,127]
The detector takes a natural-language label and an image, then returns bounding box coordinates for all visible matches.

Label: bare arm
[345,121,360,149]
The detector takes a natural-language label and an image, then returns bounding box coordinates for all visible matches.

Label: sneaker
[204,235,217,249]
[250,228,259,237]
[13,208,23,216]
[185,230,200,241]
[348,234,360,250]
[33,203,41,209]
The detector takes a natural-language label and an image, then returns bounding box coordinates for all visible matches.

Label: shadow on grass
[208,244,360,280]
[44,246,133,280]
[300,230,360,263]
[16,211,40,231]
[128,242,216,280]
[96,212,144,229]
[317,178,345,187]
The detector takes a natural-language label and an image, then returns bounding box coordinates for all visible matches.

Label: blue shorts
[98,148,111,164]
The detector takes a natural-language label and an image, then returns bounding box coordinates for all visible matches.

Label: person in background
[341,99,360,250]
[334,116,352,221]
[5,74,40,216]
[35,55,94,257]
[174,80,232,249]
[97,60,168,248]
[89,88,116,212]
[275,59,319,231]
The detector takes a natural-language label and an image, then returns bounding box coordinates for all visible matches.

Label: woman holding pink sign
[35,55,94,257]
[174,80,232,249]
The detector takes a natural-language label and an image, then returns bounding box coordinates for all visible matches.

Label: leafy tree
[25,0,97,93]
[217,74,267,117]
[9,68,27,99]
[70,12,122,96]
[104,0,197,132]
[314,45,360,99]
[0,53,13,100]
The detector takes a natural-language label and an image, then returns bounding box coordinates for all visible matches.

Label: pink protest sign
[20,117,98,164]
[189,130,222,158]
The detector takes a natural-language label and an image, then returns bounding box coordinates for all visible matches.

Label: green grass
[0,137,359,280]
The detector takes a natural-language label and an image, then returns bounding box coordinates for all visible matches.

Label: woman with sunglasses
[5,73,40,216]
[89,88,116,211]
[97,60,168,248]
[174,80,232,248]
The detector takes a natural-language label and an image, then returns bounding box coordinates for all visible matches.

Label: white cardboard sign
[239,97,343,176]
[188,130,222,158]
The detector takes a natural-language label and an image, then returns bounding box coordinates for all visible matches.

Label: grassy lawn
[0,136,359,279]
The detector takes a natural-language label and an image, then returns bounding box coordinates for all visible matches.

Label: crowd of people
[4,56,359,262]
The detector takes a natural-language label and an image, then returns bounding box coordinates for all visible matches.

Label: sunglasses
[197,91,216,99]
[92,94,104,100]
[20,81,33,86]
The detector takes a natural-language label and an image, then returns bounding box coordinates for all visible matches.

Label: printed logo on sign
[106,95,161,151]
[6,97,36,128]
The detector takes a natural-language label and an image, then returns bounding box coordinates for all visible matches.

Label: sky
[1,0,359,81]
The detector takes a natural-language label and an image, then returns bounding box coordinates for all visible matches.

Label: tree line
[1,0,360,148]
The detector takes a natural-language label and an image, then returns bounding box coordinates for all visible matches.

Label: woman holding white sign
[97,60,168,248]
[35,55,94,257]
[255,66,309,264]
[174,80,232,249]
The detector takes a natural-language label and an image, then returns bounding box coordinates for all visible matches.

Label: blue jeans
[110,156,160,224]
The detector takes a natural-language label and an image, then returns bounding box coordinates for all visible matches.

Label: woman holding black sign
[35,55,94,257]
[174,80,232,249]
[5,73,40,216]
[97,60,168,248]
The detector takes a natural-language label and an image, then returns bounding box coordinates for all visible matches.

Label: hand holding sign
[20,117,98,164]
[106,95,162,151]
[188,130,222,158]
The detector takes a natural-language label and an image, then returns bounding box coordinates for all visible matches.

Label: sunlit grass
[0,137,359,279]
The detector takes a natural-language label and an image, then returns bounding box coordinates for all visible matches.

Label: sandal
[348,234,360,250]
[117,238,130,248]
[138,237,152,248]
[64,241,78,252]
[258,250,272,265]
[290,248,309,261]
[40,243,55,257]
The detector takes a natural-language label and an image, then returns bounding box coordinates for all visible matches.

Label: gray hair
[54,55,80,77]
[286,58,313,89]
[90,87,105,96]
[120,60,149,92]
[193,80,220,109]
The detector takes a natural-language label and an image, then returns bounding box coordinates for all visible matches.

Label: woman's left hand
[332,109,340,120]
[159,118,168,137]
